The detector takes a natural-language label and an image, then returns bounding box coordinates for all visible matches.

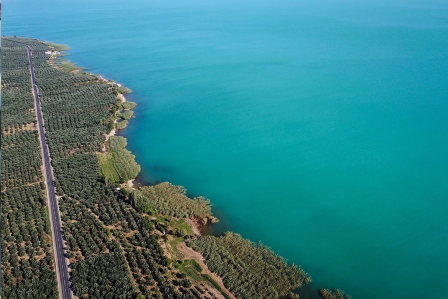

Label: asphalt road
[8,39,74,299]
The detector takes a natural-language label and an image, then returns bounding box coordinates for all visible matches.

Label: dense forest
[1,37,349,299]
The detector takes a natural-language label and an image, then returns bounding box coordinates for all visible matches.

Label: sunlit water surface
[4,0,448,297]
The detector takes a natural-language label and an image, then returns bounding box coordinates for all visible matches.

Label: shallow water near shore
[4,0,448,298]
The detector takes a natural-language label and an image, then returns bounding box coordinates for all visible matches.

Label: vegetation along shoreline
[1,36,351,299]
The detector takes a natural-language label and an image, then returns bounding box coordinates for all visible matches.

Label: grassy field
[98,136,140,184]
[98,152,121,183]
[201,274,231,299]
[175,260,231,299]
[177,260,203,280]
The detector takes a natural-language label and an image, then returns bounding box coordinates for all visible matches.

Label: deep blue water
[4,0,448,298]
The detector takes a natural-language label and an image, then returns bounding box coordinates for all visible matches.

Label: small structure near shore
[45,50,60,55]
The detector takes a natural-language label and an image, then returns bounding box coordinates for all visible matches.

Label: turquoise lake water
[4,0,448,298]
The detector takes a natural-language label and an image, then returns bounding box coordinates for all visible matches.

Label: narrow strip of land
[8,39,73,299]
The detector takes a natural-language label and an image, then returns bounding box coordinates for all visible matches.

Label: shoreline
[98,67,213,237]
[107,88,137,191]
[58,47,217,238]
[42,37,346,299]
[101,70,326,298]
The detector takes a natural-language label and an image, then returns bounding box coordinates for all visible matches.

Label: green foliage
[200,274,231,299]
[98,152,121,184]
[121,101,137,110]
[115,120,128,130]
[189,259,203,273]
[320,289,352,299]
[175,260,231,299]
[1,131,43,188]
[58,59,81,72]
[117,86,132,94]
[108,135,128,151]
[99,136,140,183]
[132,190,158,215]
[1,38,59,298]
[119,110,134,120]
[111,147,140,181]
[192,232,311,299]
[168,218,194,236]
[1,45,36,131]
[142,216,155,230]
[71,249,136,298]
[176,259,203,283]
[113,149,140,181]
[133,182,213,219]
